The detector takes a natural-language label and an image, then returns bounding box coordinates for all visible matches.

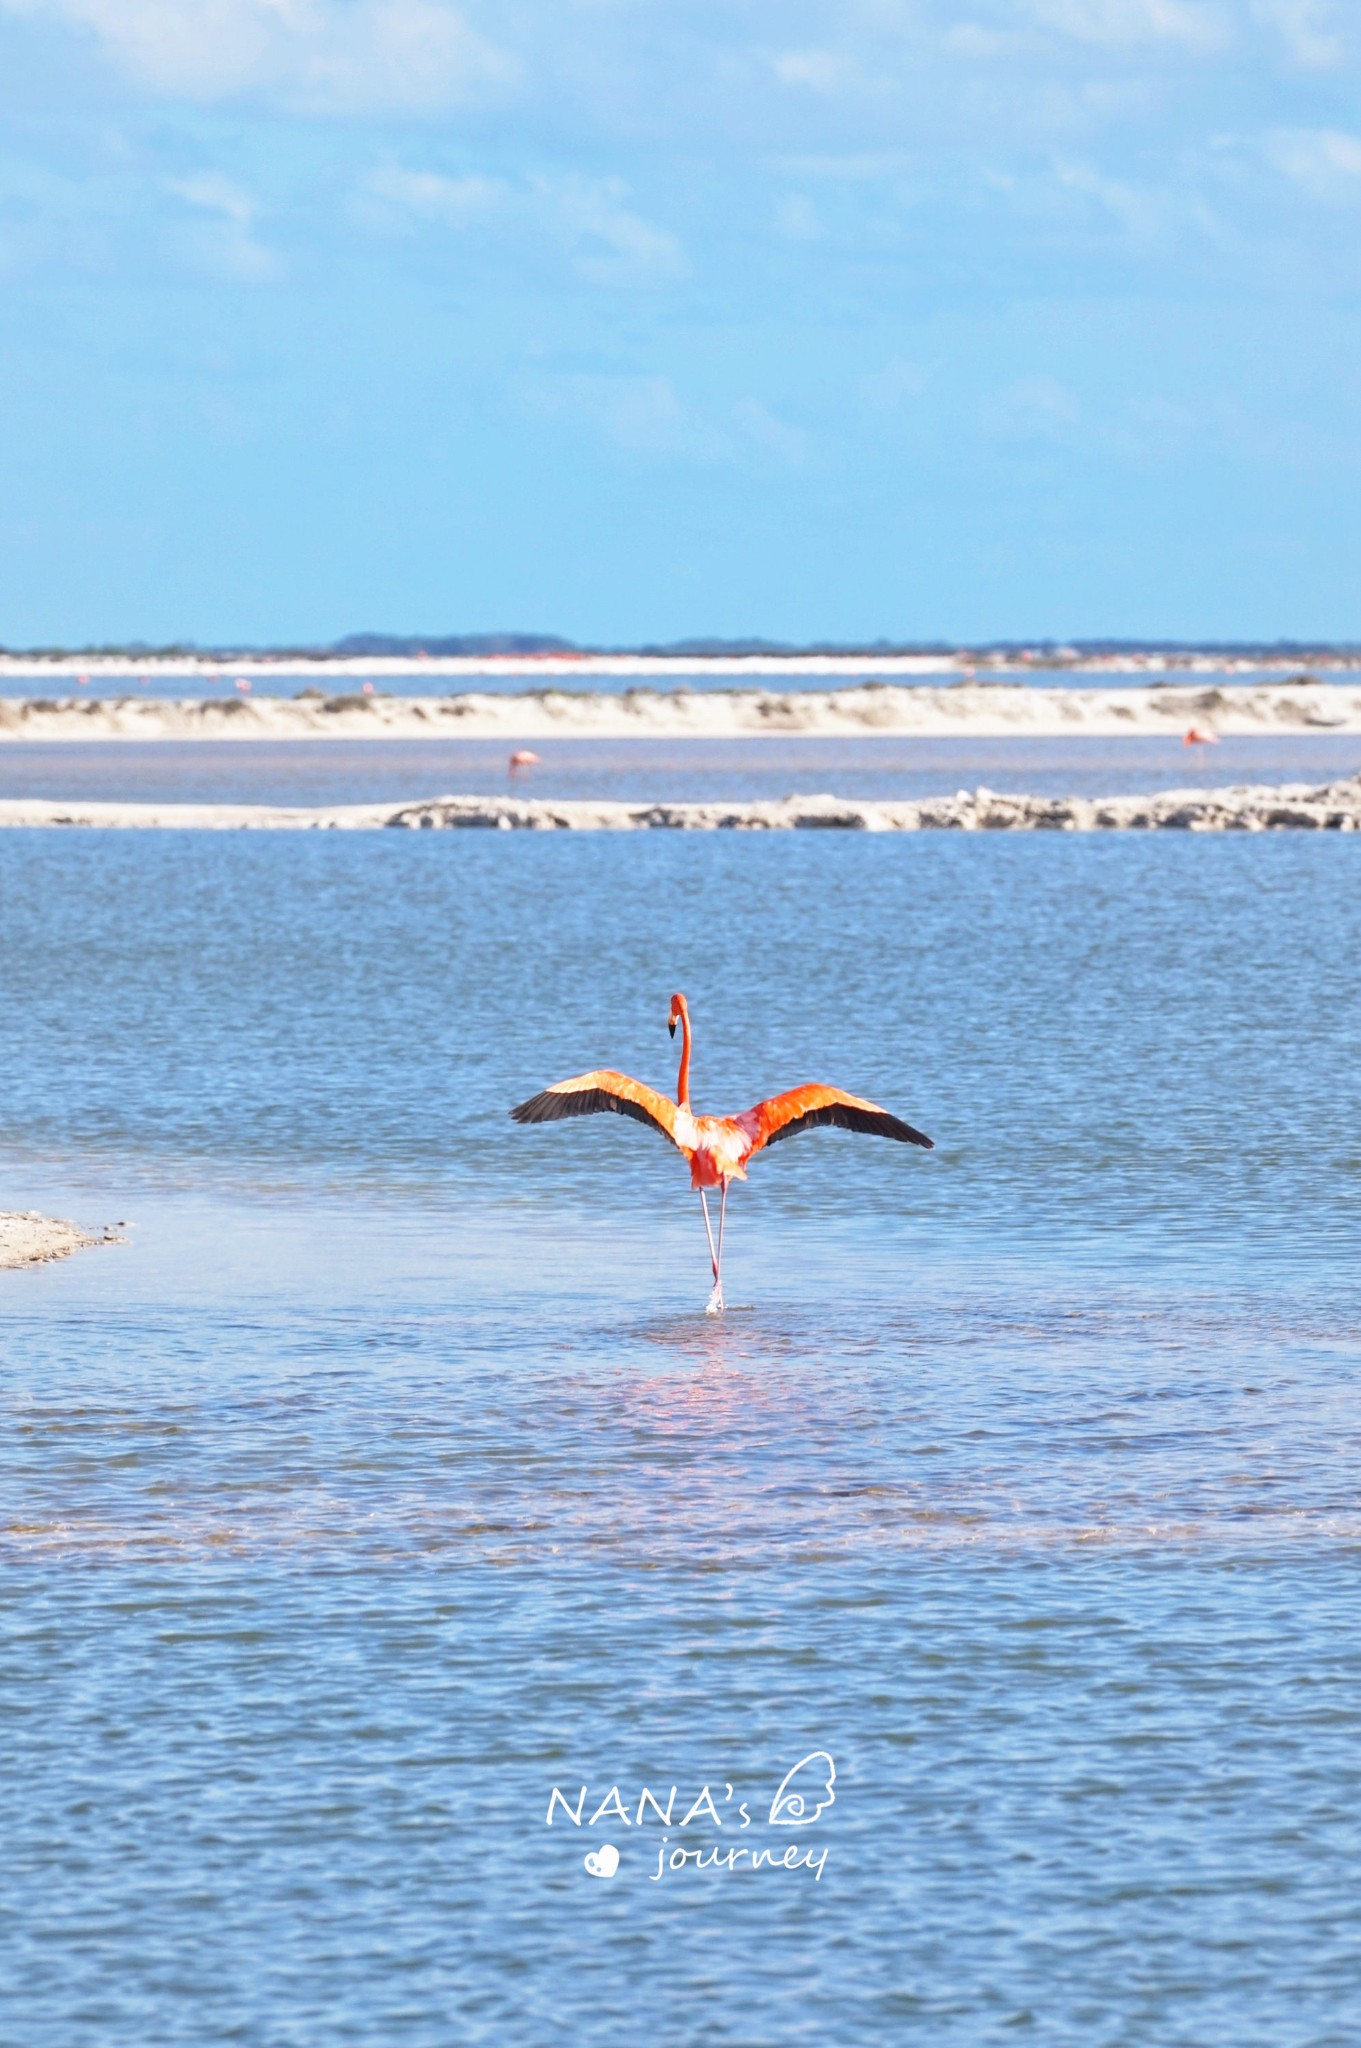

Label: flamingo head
[668,991,689,1040]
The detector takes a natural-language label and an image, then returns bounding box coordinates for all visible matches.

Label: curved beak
[668,1018,676,1039]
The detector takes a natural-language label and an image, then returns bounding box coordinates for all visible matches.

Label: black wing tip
[767,1102,934,1150]
[873,1113,933,1149]
[509,1086,670,1139]
[510,1091,556,1123]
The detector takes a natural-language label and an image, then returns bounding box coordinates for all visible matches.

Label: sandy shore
[0,1211,119,1269]
[3,680,1361,742]
[2,777,1360,831]
[9,653,1356,683]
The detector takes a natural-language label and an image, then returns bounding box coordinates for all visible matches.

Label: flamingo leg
[699,1189,719,1281]
[705,1180,728,1316]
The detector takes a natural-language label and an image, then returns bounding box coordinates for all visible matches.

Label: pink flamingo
[1184,725,1220,772]
[512,992,932,1312]
[508,749,541,776]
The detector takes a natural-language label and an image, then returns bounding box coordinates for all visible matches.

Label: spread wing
[510,1070,682,1149]
[738,1084,932,1156]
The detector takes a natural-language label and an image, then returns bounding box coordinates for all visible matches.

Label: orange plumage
[511,992,932,1311]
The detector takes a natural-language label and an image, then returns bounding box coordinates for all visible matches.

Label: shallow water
[3,831,1361,2044]
[1,732,1358,807]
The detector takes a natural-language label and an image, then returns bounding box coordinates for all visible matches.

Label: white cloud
[590,375,695,455]
[546,174,685,285]
[171,170,257,223]
[169,171,279,278]
[944,22,1027,58]
[774,193,823,241]
[1251,0,1346,68]
[1055,158,1162,235]
[1267,126,1361,196]
[365,164,504,225]
[862,357,926,411]
[525,373,726,460]
[733,397,806,465]
[980,374,1082,438]
[772,48,866,95]
[1031,0,1230,50]
[368,163,684,285]
[522,375,807,466]
[0,0,511,111]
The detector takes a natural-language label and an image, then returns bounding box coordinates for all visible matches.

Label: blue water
[0,733,1358,807]
[3,831,1361,2044]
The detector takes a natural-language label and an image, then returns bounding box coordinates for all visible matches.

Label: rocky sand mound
[383,779,1361,831]
[0,1212,121,1269]
[3,678,1361,742]
[2,777,1361,831]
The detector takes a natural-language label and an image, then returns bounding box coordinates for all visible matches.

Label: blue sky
[1,0,1358,645]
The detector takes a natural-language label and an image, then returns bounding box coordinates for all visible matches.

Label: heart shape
[584,1842,620,1878]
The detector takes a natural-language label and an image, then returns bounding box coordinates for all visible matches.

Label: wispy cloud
[774,193,824,242]
[980,374,1082,438]
[771,48,869,96]
[861,358,927,411]
[366,164,684,285]
[1031,0,1230,51]
[1251,0,1347,69]
[944,22,1029,59]
[1055,159,1164,236]
[1,0,511,111]
[169,170,279,278]
[548,175,685,285]
[1267,126,1361,196]
[365,164,504,226]
[523,372,725,461]
[521,373,808,467]
[733,398,807,465]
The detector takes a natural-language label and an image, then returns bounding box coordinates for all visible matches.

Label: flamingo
[1183,725,1220,774]
[508,749,541,775]
[511,992,933,1313]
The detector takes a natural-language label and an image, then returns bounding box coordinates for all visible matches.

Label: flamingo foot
[705,1282,725,1316]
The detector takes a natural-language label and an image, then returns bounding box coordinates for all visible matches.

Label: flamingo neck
[675,1001,692,1108]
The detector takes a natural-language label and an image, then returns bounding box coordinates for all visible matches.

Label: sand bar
[2,680,1361,743]
[8,652,1358,683]
[0,1212,118,1269]
[2,778,1360,831]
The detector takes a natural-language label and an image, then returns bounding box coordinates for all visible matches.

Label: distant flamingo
[1184,725,1220,772]
[508,749,541,775]
[511,992,933,1312]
